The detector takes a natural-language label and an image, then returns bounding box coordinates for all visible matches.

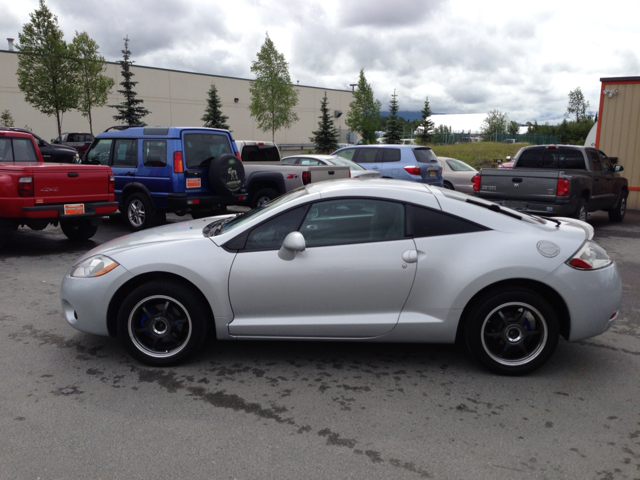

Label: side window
[244,207,307,251]
[335,148,356,161]
[281,157,297,165]
[589,149,602,172]
[382,148,401,162]
[113,139,137,167]
[12,138,39,161]
[143,140,167,167]
[356,148,379,163]
[598,150,613,172]
[299,159,322,165]
[84,139,113,165]
[0,138,12,161]
[300,199,404,247]
[411,205,488,237]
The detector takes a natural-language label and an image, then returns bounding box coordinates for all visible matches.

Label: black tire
[250,188,278,208]
[573,198,589,222]
[464,288,559,375]
[443,180,454,190]
[191,205,228,219]
[116,280,210,366]
[125,193,155,231]
[0,221,17,249]
[208,153,245,196]
[608,191,627,222]
[60,219,98,241]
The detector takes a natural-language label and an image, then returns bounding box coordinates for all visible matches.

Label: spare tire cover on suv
[208,153,245,196]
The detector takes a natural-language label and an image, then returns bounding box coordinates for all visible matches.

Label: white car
[281,154,381,179]
[60,179,621,375]
[438,156,478,194]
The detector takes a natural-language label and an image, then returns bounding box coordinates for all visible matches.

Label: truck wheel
[208,154,245,196]
[116,280,210,366]
[608,191,627,222]
[464,288,559,375]
[61,219,98,241]
[251,188,278,208]
[573,198,589,222]
[125,193,155,231]
[0,222,17,249]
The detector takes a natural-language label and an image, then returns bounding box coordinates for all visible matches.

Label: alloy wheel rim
[128,199,145,227]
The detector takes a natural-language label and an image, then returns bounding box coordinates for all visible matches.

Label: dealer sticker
[64,204,85,215]
[186,178,201,189]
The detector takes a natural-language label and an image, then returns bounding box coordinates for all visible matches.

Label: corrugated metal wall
[598,79,640,210]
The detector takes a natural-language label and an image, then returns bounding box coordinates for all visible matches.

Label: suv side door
[351,148,382,174]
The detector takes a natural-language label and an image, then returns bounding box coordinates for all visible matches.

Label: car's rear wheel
[125,193,154,231]
[465,288,559,375]
[251,188,278,208]
[608,191,627,222]
[443,180,454,190]
[117,280,210,366]
[60,219,98,241]
[573,198,589,222]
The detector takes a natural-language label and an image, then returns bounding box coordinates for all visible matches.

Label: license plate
[186,178,201,189]
[64,204,85,215]
[429,171,435,177]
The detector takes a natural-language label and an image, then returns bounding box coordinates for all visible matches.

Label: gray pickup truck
[472,145,629,221]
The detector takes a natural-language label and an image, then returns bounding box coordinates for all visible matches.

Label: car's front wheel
[608,190,627,222]
[464,288,559,375]
[117,280,210,366]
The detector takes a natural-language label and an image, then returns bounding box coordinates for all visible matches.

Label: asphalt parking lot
[1,209,639,479]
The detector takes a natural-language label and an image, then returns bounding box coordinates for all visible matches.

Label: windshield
[206,187,309,236]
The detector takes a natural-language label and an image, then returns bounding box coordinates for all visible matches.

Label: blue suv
[332,145,443,186]
[81,126,245,230]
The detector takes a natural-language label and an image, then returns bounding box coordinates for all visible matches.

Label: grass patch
[427,142,530,169]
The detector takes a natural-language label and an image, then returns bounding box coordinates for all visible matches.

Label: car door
[109,139,138,202]
[352,148,382,175]
[227,198,418,338]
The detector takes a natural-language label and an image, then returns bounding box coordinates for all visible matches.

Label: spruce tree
[1,110,14,127]
[110,36,150,126]
[202,84,230,129]
[418,96,435,144]
[345,69,381,144]
[310,92,339,154]
[384,90,402,144]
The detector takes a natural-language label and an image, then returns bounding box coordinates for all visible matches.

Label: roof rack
[103,125,144,132]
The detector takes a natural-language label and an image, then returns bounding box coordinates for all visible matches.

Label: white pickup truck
[236,141,350,208]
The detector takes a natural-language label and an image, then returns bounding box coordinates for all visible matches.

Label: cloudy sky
[3,0,639,125]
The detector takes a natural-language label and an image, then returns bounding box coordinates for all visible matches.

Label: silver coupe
[60,179,621,375]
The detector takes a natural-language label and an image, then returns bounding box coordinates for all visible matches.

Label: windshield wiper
[203,215,236,237]
[465,198,523,220]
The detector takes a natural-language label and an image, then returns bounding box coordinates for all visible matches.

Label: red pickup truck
[0,131,118,248]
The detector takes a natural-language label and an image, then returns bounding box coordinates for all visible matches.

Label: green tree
[1,110,14,127]
[110,36,150,126]
[508,121,519,137]
[416,96,435,144]
[310,92,339,153]
[69,31,114,135]
[16,0,76,139]
[480,109,508,136]
[565,87,590,122]
[202,84,230,130]
[384,90,402,144]
[345,69,381,144]
[249,34,299,142]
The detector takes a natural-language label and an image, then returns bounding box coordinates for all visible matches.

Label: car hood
[76,219,216,262]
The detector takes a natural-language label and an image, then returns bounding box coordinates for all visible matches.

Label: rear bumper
[163,192,246,210]
[21,201,119,219]
[488,198,578,216]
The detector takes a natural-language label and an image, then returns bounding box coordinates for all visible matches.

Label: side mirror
[278,231,306,260]
[614,165,624,173]
[506,156,512,161]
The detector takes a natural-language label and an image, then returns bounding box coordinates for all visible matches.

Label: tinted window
[185,133,232,168]
[413,148,438,163]
[516,148,585,169]
[113,139,137,167]
[84,139,113,165]
[300,199,404,247]
[335,148,356,160]
[244,207,307,251]
[381,148,401,162]
[281,157,297,165]
[143,140,167,167]
[240,145,280,162]
[411,205,488,237]
[0,138,38,162]
[67,133,92,142]
[356,148,379,163]
[597,150,613,172]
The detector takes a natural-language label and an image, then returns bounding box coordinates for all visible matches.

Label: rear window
[241,145,280,162]
[0,137,39,162]
[184,133,233,168]
[67,133,92,142]
[413,148,438,163]
[516,148,585,169]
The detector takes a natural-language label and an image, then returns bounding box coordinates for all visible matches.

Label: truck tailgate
[309,165,350,182]
[477,168,561,202]
[30,164,112,202]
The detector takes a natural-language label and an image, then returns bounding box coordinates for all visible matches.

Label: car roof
[0,130,35,139]
[96,126,232,139]
[304,178,431,196]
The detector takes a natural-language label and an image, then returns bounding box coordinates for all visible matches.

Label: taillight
[82,144,88,153]
[556,178,570,196]
[302,171,311,185]
[472,174,481,191]
[18,176,33,197]
[236,151,241,160]
[404,165,421,175]
[173,151,184,173]
[108,174,115,194]
[567,240,612,270]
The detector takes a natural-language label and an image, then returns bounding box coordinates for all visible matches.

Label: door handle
[402,250,418,263]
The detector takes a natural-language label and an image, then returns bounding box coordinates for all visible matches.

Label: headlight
[70,255,119,278]
[567,240,612,270]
